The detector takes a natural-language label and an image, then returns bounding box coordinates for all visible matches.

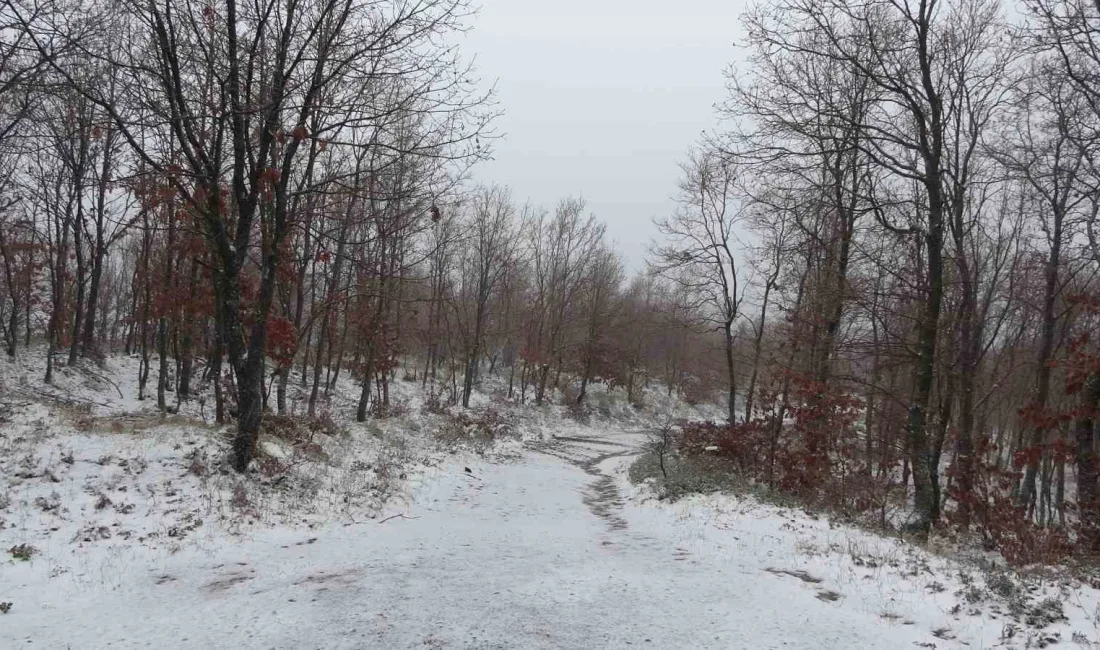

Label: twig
[78,365,124,399]
[378,513,418,524]
[17,386,112,409]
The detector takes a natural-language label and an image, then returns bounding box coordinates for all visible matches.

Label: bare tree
[653,147,745,423]
[453,185,516,408]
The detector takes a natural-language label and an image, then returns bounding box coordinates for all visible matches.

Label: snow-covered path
[6,428,994,648]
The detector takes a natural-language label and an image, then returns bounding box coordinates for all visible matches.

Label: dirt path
[531,431,644,532]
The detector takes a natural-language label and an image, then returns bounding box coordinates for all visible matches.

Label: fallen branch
[16,386,112,409]
[79,365,124,399]
[378,513,419,524]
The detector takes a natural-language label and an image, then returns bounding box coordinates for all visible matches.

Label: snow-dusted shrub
[668,372,894,519]
[231,483,251,512]
[262,414,310,443]
[424,387,452,415]
[436,408,516,450]
[565,398,590,424]
[8,543,36,560]
[33,491,60,513]
[372,396,410,418]
[187,448,208,477]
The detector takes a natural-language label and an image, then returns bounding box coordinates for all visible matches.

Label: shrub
[33,491,60,513]
[258,414,334,467]
[371,397,410,418]
[566,398,590,424]
[262,415,309,443]
[436,408,516,449]
[424,387,451,415]
[187,449,208,477]
[671,373,892,517]
[309,413,345,438]
[231,483,250,511]
[9,543,36,561]
[681,378,714,407]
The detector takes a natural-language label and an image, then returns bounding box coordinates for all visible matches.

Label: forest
[4,0,1100,567]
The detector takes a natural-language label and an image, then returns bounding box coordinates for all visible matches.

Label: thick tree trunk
[138,257,151,400]
[907,218,945,534]
[5,305,16,358]
[232,361,264,471]
[308,315,329,416]
[536,362,550,405]
[228,256,279,471]
[951,234,980,530]
[577,355,593,406]
[177,259,199,399]
[212,336,225,424]
[0,227,21,358]
[462,301,487,408]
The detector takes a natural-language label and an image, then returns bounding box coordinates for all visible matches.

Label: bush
[436,408,516,450]
[978,488,1074,566]
[566,398,590,424]
[258,414,335,467]
[262,415,309,443]
[680,378,714,407]
[424,387,452,415]
[658,372,904,521]
[187,449,208,477]
[371,397,410,419]
[9,543,36,561]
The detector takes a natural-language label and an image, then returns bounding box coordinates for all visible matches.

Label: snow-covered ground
[3,352,1100,648]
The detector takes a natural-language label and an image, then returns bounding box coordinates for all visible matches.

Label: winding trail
[5,427,960,649]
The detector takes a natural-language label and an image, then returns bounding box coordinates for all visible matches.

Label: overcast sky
[463,0,748,271]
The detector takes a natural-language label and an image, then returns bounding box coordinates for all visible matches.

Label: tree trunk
[724,320,737,423]
[68,207,86,367]
[1076,373,1100,549]
[462,347,478,408]
[744,279,774,422]
[1020,211,1063,513]
[276,365,289,415]
[907,192,946,535]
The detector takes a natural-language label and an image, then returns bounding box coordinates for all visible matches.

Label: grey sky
[464,0,747,271]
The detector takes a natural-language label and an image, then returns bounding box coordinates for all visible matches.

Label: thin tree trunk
[724,320,737,423]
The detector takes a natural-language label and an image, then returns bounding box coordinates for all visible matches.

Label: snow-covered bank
[0,349,539,635]
[612,450,1100,649]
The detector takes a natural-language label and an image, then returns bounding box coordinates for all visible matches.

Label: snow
[2,352,1099,648]
[3,433,921,649]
